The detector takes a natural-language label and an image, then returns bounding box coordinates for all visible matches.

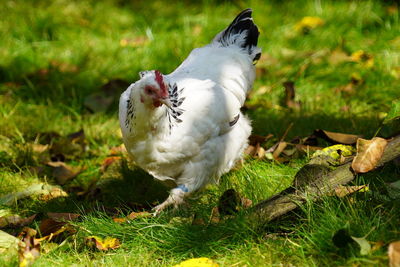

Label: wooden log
[249,135,400,224]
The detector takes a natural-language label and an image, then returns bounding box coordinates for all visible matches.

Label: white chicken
[119,9,261,214]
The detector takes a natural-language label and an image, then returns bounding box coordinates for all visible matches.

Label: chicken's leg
[152,185,188,215]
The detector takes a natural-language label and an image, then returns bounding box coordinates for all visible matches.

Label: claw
[151,187,187,216]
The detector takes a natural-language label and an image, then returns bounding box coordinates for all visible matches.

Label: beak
[160,98,172,108]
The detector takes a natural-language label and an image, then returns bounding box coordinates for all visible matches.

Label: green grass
[1,0,400,266]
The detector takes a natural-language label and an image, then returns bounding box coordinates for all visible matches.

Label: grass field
[0,0,399,266]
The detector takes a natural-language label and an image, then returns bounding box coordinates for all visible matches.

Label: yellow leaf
[350,50,374,68]
[86,236,121,251]
[173,257,219,267]
[295,16,324,33]
[328,185,369,197]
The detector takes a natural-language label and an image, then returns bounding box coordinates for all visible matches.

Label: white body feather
[119,9,260,212]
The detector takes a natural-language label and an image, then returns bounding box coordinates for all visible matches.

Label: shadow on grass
[23,160,169,217]
[248,108,398,139]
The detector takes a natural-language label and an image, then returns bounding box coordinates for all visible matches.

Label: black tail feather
[214,8,260,57]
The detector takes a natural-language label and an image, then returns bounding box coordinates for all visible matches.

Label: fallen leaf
[109,144,127,155]
[50,130,88,159]
[120,36,149,48]
[191,213,206,226]
[0,229,23,259]
[209,207,220,224]
[46,161,84,185]
[351,236,371,255]
[328,49,350,65]
[101,156,122,172]
[173,257,219,267]
[314,129,361,144]
[295,144,322,153]
[389,241,400,267]
[112,217,127,224]
[47,213,80,222]
[244,145,256,157]
[255,146,266,159]
[272,141,288,159]
[18,227,40,267]
[371,240,384,252]
[350,50,374,68]
[0,183,67,206]
[192,24,203,36]
[39,218,67,237]
[30,144,49,154]
[37,187,68,202]
[294,16,324,34]
[86,236,121,251]
[282,81,301,110]
[127,211,151,220]
[50,60,78,73]
[334,73,363,96]
[387,5,399,15]
[328,185,369,197]
[37,218,76,242]
[0,214,36,228]
[310,144,356,166]
[352,137,388,173]
[241,197,253,208]
[248,134,273,146]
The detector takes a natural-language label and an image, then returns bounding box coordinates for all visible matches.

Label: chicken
[119,9,261,214]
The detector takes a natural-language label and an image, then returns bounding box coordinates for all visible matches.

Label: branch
[248,135,400,224]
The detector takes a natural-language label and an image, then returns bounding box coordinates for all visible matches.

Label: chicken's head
[139,70,171,108]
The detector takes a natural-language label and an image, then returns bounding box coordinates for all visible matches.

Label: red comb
[154,70,168,97]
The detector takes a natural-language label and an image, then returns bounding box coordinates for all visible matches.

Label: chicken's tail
[213,8,261,62]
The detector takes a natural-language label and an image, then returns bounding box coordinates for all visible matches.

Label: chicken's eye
[145,87,154,95]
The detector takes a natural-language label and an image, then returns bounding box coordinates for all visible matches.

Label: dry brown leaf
[191,213,206,226]
[37,217,76,243]
[241,197,253,208]
[295,144,323,153]
[389,241,400,267]
[112,217,127,224]
[255,146,266,159]
[283,81,301,110]
[120,36,149,47]
[0,214,36,228]
[39,218,66,237]
[352,137,388,173]
[50,60,78,73]
[209,207,220,224]
[37,187,68,202]
[101,156,122,172]
[272,141,288,159]
[109,144,127,155]
[31,144,49,154]
[85,236,121,251]
[249,134,273,146]
[46,161,84,185]
[127,211,151,220]
[328,185,368,197]
[314,129,361,145]
[18,227,40,267]
[47,213,80,222]
[244,145,257,157]
[328,49,350,65]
